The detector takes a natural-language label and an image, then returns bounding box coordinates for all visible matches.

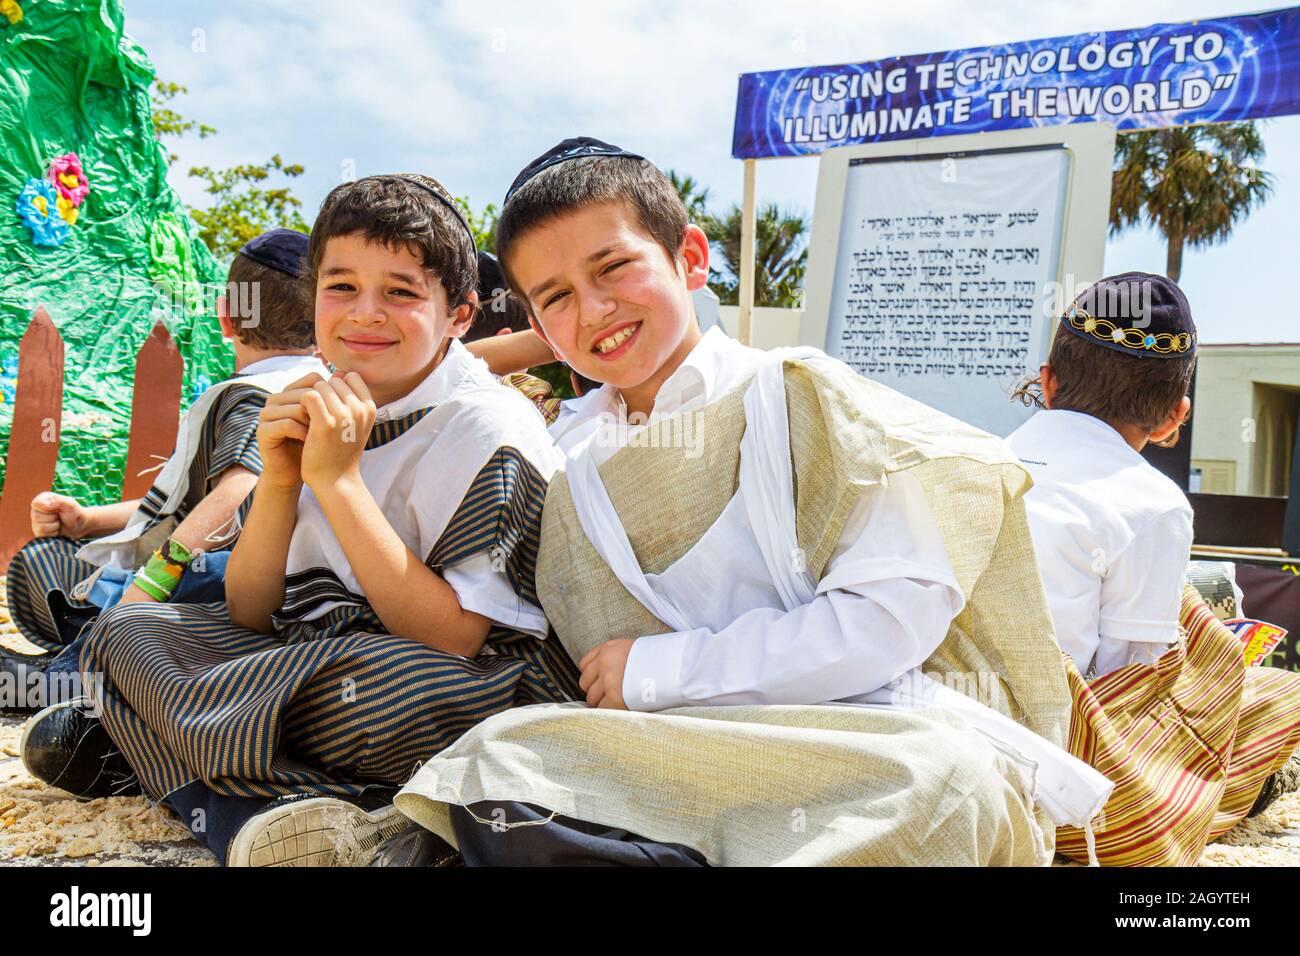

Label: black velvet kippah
[505,137,645,204]
[238,228,309,277]
[1059,271,1196,358]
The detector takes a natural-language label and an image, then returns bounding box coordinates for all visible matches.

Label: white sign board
[802,124,1115,438]
[825,147,1066,435]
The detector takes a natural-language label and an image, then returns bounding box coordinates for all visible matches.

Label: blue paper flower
[0,352,17,403]
[16,177,70,247]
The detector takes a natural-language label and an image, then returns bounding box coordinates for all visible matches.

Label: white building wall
[1191,345,1300,496]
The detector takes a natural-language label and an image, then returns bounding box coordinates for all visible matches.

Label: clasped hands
[256,372,376,492]
[259,370,635,709]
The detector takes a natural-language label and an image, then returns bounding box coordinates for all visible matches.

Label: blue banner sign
[732,8,1300,158]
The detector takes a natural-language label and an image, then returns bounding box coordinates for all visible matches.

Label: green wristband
[131,570,171,601]
[132,538,194,601]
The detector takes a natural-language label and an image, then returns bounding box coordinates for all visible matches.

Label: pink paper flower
[47,152,89,206]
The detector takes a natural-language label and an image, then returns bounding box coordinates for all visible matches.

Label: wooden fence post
[0,308,65,573]
[121,320,183,500]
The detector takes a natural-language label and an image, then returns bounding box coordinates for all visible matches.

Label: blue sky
[123,0,1300,344]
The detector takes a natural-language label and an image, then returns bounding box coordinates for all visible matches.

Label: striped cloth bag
[1056,586,1300,865]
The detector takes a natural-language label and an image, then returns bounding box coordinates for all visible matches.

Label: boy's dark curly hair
[306,174,477,309]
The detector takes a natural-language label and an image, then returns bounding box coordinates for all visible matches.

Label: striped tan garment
[82,448,580,802]
[500,372,562,426]
[6,385,267,652]
[1055,585,1300,866]
[127,382,267,540]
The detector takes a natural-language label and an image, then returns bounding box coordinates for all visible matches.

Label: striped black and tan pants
[79,600,580,803]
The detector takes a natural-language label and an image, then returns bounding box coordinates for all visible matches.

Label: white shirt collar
[1032,409,1141,460]
[550,326,759,448]
[650,326,758,418]
[375,339,494,421]
[236,353,322,377]
[555,381,618,432]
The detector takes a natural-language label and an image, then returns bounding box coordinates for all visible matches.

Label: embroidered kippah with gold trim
[1065,305,1194,354]
[1057,272,1197,360]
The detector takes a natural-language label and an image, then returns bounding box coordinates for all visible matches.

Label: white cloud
[136,0,1248,198]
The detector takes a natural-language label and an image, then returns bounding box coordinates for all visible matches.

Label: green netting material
[0,0,231,505]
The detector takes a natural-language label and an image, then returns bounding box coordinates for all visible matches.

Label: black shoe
[0,649,49,715]
[1247,773,1279,818]
[226,791,410,867]
[47,589,101,645]
[19,697,141,799]
[1247,752,1300,818]
[370,825,463,867]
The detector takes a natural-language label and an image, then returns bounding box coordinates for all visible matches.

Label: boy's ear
[527,311,563,362]
[678,224,710,292]
[1039,363,1057,409]
[216,296,235,340]
[1149,395,1192,445]
[447,293,478,338]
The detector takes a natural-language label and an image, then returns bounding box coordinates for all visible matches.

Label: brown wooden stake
[0,309,65,573]
[121,320,183,500]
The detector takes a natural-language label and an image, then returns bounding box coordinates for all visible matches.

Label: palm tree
[666,170,808,308]
[706,202,809,309]
[667,170,712,224]
[1110,123,1272,282]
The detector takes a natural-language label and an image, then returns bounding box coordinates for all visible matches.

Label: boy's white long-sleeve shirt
[550,329,965,711]
[1006,408,1194,677]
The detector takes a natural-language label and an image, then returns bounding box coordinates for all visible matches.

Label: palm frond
[1109,121,1272,273]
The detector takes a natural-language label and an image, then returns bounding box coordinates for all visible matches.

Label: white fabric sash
[563,349,1112,830]
[738,347,824,610]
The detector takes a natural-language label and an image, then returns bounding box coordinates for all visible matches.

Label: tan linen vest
[537,357,1072,745]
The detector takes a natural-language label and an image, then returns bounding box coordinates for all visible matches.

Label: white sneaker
[226,795,410,867]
